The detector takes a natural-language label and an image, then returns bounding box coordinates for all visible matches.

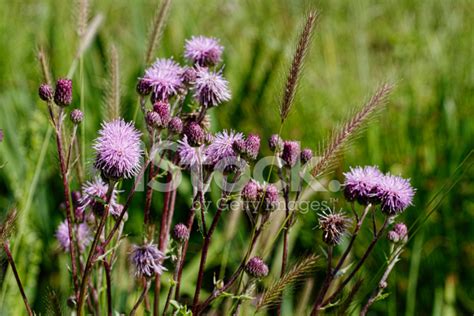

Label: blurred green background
[0,0,473,315]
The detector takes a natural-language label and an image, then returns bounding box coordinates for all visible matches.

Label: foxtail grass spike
[145,0,172,65]
[311,83,394,177]
[75,0,89,37]
[279,10,318,123]
[105,44,121,120]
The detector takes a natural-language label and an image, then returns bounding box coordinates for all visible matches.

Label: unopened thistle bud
[387,223,408,243]
[301,148,313,164]
[245,134,260,160]
[153,101,171,126]
[172,223,189,242]
[70,109,84,124]
[136,78,152,96]
[282,141,300,167]
[183,121,205,146]
[232,139,246,155]
[181,66,197,85]
[146,110,162,129]
[168,117,183,134]
[245,257,269,278]
[268,134,283,152]
[54,78,73,107]
[262,184,279,212]
[38,83,54,102]
[318,211,349,245]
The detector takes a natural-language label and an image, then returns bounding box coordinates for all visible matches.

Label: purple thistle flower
[38,83,54,102]
[194,68,231,107]
[245,257,269,278]
[183,121,205,146]
[268,134,283,152]
[54,78,73,107]
[77,177,121,217]
[378,174,415,215]
[56,221,92,252]
[232,139,246,155]
[142,58,184,101]
[205,130,244,165]
[181,66,197,85]
[282,141,300,167]
[177,136,206,168]
[245,134,261,160]
[262,184,279,211]
[130,243,167,278]
[387,222,408,243]
[153,101,171,126]
[136,78,152,96]
[241,180,261,212]
[70,109,84,124]
[301,148,313,164]
[343,166,384,205]
[184,35,224,66]
[93,119,142,180]
[172,223,190,242]
[168,117,183,134]
[318,210,350,245]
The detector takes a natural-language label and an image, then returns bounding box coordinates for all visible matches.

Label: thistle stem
[103,260,113,316]
[3,242,33,316]
[77,182,116,316]
[130,280,151,316]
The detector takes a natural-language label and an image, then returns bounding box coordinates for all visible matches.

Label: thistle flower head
[205,130,244,165]
[262,184,279,212]
[56,221,92,252]
[130,243,167,278]
[93,119,142,180]
[142,58,184,102]
[268,134,284,152]
[77,177,120,217]
[301,148,313,164]
[184,35,223,66]
[181,66,197,85]
[245,134,261,160]
[387,222,408,243]
[245,257,269,278]
[38,83,53,102]
[377,174,415,215]
[343,166,384,205]
[172,223,189,242]
[194,68,231,107]
[318,210,349,245]
[183,121,205,146]
[232,139,246,155]
[153,101,171,126]
[54,78,73,107]
[177,136,206,168]
[168,117,183,134]
[70,109,84,124]
[282,140,300,167]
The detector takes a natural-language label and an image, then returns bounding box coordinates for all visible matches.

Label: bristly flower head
[70,109,84,124]
[93,119,142,180]
[301,148,313,164]
[343,166,384,205]
[387,222,408,243]
[262,184,279,212]
[168,117,183,134]
[245,134,261,160]
[377,174,415,216]
[136,78,152,96]
[183,121,205,146]
[142,58,184,102]
[282,140,300,167]
[54,78,73,107]
[172,223,190,243]
[56,221,92,252]
[194,68,231,107]
[177,136,206,168]
[205,130,244,165]
[130,243,167,278]
[245,257,269,278]
[241,180,262,212]
[38,83,54,102]
[268,134,284,152]
[153,101,171,126]
[77,177,120,217]
[318,210,350,245]
[184,35,224,66]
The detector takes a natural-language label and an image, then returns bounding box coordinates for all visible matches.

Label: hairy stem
[104,260,113,316]
[130,280,151,316]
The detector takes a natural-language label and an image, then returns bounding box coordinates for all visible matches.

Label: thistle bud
[245,134,260,160]
[387,223,408,243]
[282,141,300,167]
[38,83,54,102]
[232,139,246,155]
[268,134,283,152]
[183,121,205,146]
[70,109,84,124]
[262,184,279,212]
[136,79,152,96]
[245,257,269,278]
[54,78,73,107]
[172,223,189,243]
[301,148,313,164]
[153,101,171,126]
[168,117,183,134]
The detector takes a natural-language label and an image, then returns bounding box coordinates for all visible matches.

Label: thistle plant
[0,5,422,316]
